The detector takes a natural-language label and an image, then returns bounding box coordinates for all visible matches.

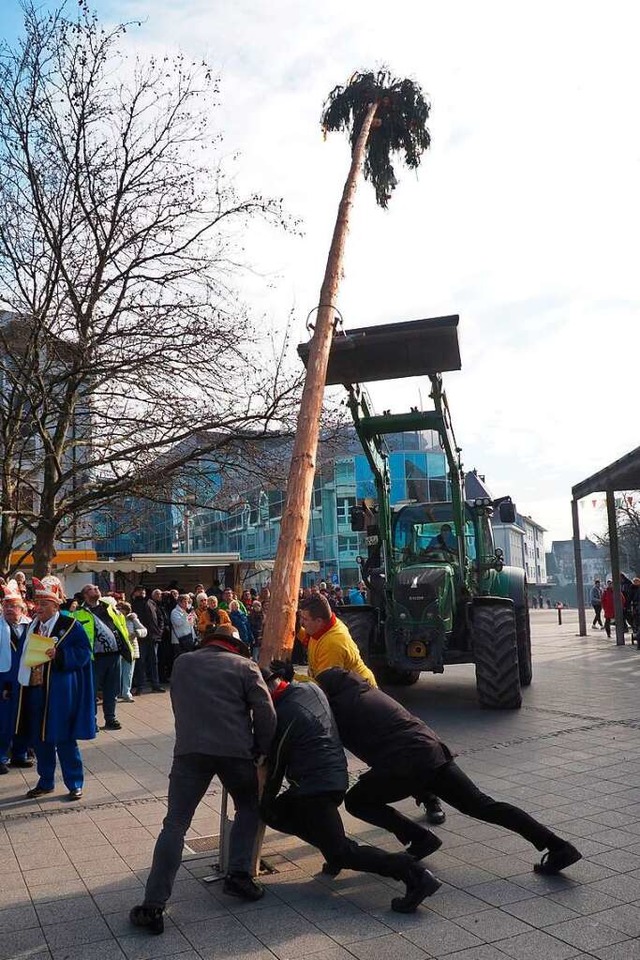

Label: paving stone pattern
[2,610,640,959]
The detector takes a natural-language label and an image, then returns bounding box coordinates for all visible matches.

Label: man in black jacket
[131,587,165,693]
[260,669,441,913]
[317,668,581,877]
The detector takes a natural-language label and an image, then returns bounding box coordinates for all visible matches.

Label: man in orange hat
[0,580,32,774]
[15,576,95,801]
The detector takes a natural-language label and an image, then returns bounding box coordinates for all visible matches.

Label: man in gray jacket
[130,624,276,934]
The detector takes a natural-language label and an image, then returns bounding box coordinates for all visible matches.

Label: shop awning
[250,560,320,573]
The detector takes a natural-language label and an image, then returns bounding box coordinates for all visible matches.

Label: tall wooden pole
[260,102,379,663]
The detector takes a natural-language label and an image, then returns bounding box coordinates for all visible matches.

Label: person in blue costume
[0,579,32,773]
[15,576,95,801]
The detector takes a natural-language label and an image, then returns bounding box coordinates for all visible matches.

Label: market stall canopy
[60,552,241,574]
[11,548,98,568]
[131,553,240,568]
[62,559,157,574]
[250,560,320,573]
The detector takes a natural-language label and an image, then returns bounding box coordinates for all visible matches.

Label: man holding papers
[15,576,95,801]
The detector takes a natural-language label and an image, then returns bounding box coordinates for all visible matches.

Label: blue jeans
[120,658,135,698]
[93,654,121,725]
[144,753,260,907]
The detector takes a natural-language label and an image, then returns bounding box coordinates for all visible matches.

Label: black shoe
[424,799,446,825]
[151,686,166,693]
[26,785,54,799]
[321,861,342,877]
[104,719,122,730]
[406,832,442,860]
[534,842,582,875]
[0,762,8,775]
[66,789,83,801]
[223,872,265,901]
[129,904,164,935]
[392,865,442,913]
[10,757,34,768]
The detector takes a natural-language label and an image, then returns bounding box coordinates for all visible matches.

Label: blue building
[162,430,452,588]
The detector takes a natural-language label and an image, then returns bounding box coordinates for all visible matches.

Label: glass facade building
[99,430,451,587]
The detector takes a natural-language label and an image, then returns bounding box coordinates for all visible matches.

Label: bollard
[557,605,562,626]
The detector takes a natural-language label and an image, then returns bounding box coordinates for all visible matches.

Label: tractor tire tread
[474,604,522,710]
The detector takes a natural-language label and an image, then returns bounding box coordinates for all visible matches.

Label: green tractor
[298,314,532,709]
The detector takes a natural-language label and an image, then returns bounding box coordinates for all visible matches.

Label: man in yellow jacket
[296,594,446,827]
[298,595,376,686]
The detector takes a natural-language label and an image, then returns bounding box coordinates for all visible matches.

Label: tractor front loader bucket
[297,314,461,386]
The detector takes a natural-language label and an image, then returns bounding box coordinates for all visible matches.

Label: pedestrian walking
[602,579,625,639]
[129,623,276,935]
[260,669,441,913]
[590,578,603,629]
[317,668,582,876]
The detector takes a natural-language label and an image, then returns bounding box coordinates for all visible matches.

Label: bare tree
[596,495,640,576]
[0,2,301,576]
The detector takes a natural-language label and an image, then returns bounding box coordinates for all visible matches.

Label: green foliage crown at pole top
[321,69,431,208]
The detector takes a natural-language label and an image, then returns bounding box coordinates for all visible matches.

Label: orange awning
[10,548,98,568]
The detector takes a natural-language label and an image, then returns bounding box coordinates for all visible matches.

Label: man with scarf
[0,579,32,773]
[260,666,441,913]
[16,576,95,800]
[130,623,276,935]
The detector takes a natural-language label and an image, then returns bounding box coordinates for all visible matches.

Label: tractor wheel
[378,666,421,686]
[473,604,522,709]
[515,604,533,687]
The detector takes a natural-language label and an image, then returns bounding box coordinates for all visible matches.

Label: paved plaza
[2,609,640,960]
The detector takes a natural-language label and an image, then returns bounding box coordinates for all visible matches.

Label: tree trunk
[260,101,379,664]
[33,520,57,578]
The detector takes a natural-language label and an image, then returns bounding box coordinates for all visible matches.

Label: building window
[336,496,355,526]
[338,534,359,555]
[334,459,355,486]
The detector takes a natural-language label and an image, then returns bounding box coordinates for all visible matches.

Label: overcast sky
[3,0,639,546]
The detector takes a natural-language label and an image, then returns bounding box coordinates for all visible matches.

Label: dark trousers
[93,654,121,725]
[345,760,558,852]
[592,603,603,627]
[262,790,415,880]
[144,753,260,908]
[134,638,160,689]
[157,636,174,682]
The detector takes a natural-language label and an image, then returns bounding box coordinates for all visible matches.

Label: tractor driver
[424,524,457,557]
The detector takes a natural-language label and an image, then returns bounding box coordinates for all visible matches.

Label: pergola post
[571,498,586,636]
[605,487,625,645]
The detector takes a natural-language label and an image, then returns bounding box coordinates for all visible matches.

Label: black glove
[270,658,294,682]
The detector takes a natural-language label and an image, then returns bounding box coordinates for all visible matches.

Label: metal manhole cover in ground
[184,835,220,853]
